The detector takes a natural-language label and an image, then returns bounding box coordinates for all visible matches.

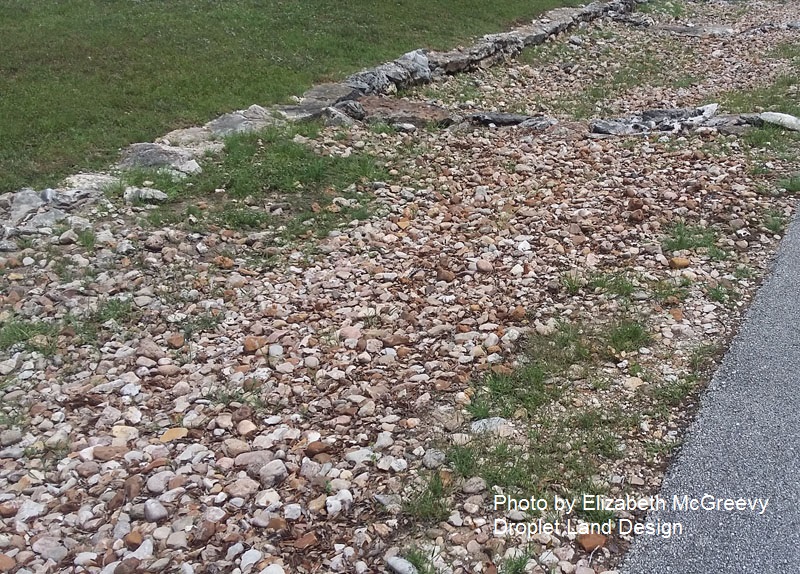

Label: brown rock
[232,405,254,424]
[124,475,144,501]
[92,445,128,461]
[107,490,125,512]
[114,558,141,574]
[192,520,216,546]
[669,308,684,321]
[669,257,690,269]
[243,336,264,354]
[476,259,494,273]
[577,532,607,552]
[358,96,452,127]
[0,554,14,572]
[289,531,319,550]
[305,441,329,457]
[509,305,527,321]
[266,517,288,531]
[213,255,235,269]
[123,530,143,550]
[159,427,189,443]
[166,333,185,349]
[0,503,18,518]
[436,268,456,282]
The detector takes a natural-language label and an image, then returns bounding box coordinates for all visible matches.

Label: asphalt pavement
[620,214,800,573]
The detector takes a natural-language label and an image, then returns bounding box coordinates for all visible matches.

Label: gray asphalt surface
[620,216,800,573]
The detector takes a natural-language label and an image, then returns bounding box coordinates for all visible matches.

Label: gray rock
[32,536,68,563]
[146,470,175,494]
[16,500,46,522]
[323,107,356,127]
[144,499,169,522]
[462,476,487,493]
[386,556,419,574]
[0,429,22,446]
[422,448,446,469]
[334,100,367,120]
[518,116,558,131]
[470,416,511,433]
[469,112,534,126]
[9,189,45,224]
[118,142,202,174]
[123,187,169,204]
[258,459,288,487]
[205,104,284,137]
[759,112,800,132]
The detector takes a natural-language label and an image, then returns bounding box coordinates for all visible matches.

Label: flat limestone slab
[621,214,800,572]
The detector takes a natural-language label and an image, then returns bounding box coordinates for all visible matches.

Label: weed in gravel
[605,319,651,354]
[0,320,59,355]
[500,550,533,574]
[763,208,787,234]
[662,222,717,252]
[650,375,699,413]
[707,284,739,306]
[588,271,635,298]
[403,547,439,574]
[777,174,800,193]
[183,311,223,339]
[650,277,691,304]
[689,343,720,374]
[404,473,450,522]
[561,272,583,295]
[733,265,755,280]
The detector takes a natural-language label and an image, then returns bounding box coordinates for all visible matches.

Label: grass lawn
[1,0,582,193]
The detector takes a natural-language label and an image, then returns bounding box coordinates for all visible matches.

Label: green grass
[404,472,450,523]
[1,0,583,192]
[588,271,636,298]
[778,174,800,194]
[403,547,439,574]
[637,0,686,18]
[129,123,386,237]
[606,320,651,354]
[662,222,718,252]
[500,551,532,574]
[0,319,60,355]
[763,209,788,235]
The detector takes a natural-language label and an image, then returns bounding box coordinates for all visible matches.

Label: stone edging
[1,0,635,239]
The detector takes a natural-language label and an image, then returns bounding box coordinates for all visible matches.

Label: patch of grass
[500,550,532,574]
[94,298,135,324]
[707,284,739,306]
[605,320,651,354]
[1,0,584,192]
[403,547,439,574]
[733,265,755,280]
[76,229,96,251]
[662,222,717,252]
[561,273,583,295]
[650,375,699,411]
[404,472,450,523]
[183,311,223,339]
[763,209,788,235]
[588,271,635,298]
[689,343,719,374]
[650,277,691,304]
[0,319,60,355]
[468,321,590,419]
[134,124,386,238]
[637,0,686,18]
[777,174,800,194]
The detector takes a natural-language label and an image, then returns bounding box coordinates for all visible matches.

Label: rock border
[1,0,635,237]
